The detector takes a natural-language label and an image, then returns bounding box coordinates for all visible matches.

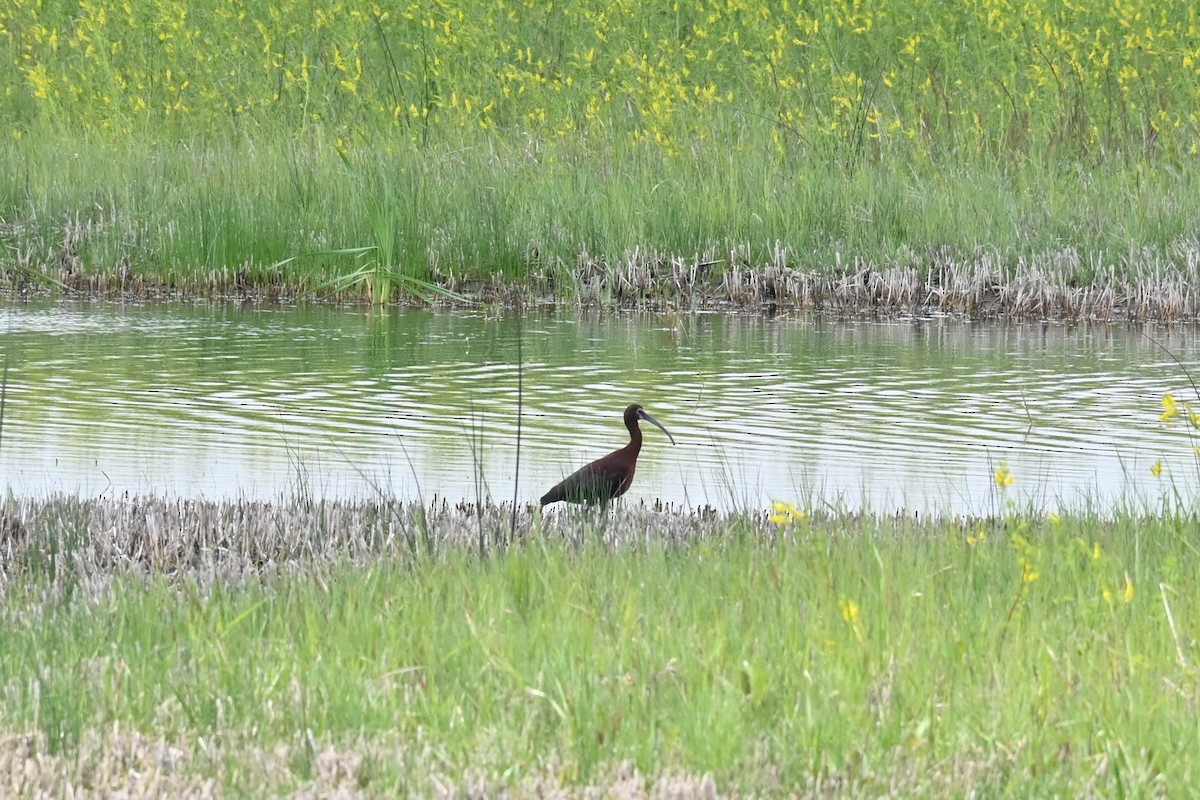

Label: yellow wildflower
[768,500,804,525]
[994,462,1015,488]
[840,598,859,623]
[1161,394,1179,423]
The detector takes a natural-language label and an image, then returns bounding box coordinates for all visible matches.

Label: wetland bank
[5,0,1200,795]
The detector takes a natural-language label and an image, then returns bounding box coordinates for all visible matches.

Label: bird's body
[540,404,675,506]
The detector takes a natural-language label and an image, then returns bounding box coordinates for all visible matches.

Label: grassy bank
[2,0,1200,314]
[5,132,1200,317]
[1,496,1198,796]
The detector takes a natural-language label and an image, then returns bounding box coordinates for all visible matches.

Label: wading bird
[540,404,676,506]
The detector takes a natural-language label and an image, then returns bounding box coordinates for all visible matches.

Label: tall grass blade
[510,310,523,544]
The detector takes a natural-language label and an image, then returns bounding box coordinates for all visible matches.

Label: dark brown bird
[540,404,676,506]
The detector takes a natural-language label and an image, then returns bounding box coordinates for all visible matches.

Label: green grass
[4,131,1200,306]
[2,500,1199,795]
[2,0,1200,305]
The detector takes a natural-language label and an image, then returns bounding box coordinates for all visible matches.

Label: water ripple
[1,302,1199,512]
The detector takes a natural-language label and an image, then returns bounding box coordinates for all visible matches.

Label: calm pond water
[0,301,1197,515]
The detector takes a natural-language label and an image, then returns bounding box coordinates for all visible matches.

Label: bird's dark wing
[540,455,631,505]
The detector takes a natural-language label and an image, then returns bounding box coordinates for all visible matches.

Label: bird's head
[625,404,676,445]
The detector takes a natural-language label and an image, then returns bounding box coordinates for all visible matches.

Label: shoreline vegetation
[3,0,1200,318]
[4,136,1199,319]
[2,495,1199,796]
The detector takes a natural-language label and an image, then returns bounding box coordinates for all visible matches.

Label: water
[1,301,1197,515]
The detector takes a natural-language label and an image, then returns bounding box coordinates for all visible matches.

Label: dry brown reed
[355,239,1200,318]
[0,723,732,799]
[0,495,748,599]
[1,721,1028,799]
[6,234,1200,318]
[591,241,1200,319]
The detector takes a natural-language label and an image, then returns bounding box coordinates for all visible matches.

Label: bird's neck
[625,423,643,452]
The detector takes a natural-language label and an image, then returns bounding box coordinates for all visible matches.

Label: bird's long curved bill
[640,410,676,445]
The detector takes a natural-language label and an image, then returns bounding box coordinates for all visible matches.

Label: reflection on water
[0,301,1197,514]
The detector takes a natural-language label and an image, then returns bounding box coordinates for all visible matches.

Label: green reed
[3,131,1200,304]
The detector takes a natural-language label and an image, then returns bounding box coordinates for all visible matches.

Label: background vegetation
[2,0,1200,300]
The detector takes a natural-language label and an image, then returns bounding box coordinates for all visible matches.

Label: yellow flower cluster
[1011,531,1039,583]
[994,461,1016,489]
[768,500,804,525]
[2,0,1198,155]
[1159,393,1200,426]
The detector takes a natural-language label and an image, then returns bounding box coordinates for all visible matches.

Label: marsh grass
[1,496,1199,795]
[4,133,1200,317]
[276,196,471,306]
